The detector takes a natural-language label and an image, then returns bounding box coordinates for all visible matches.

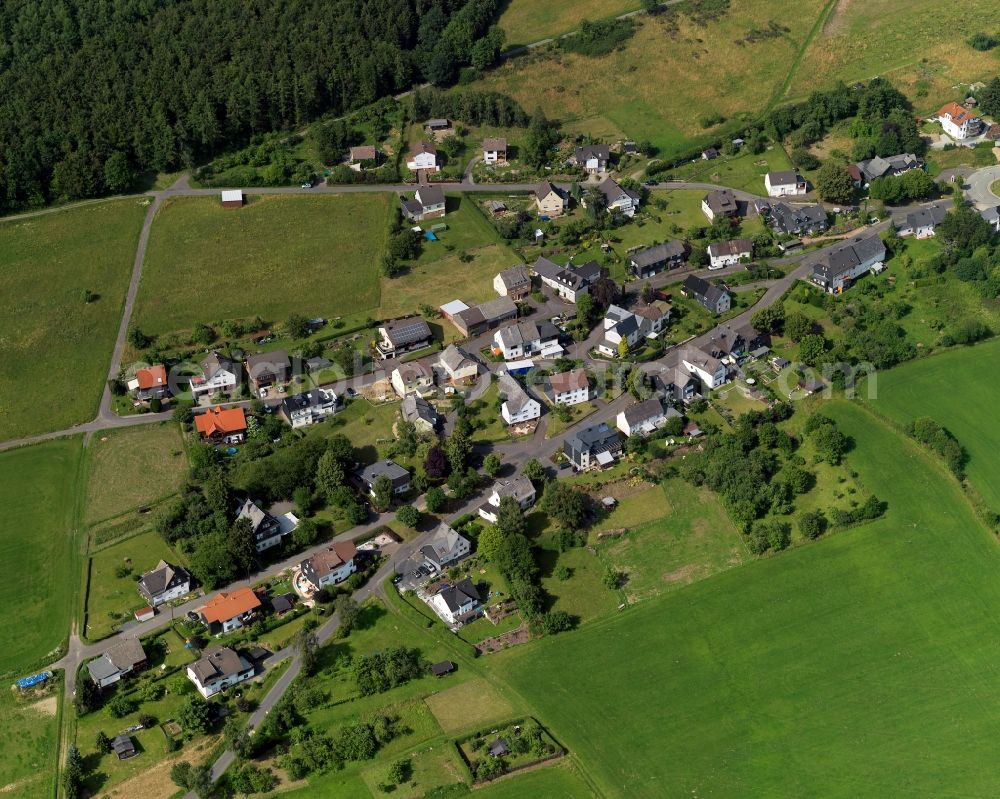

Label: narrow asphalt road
[964,165,1000,209]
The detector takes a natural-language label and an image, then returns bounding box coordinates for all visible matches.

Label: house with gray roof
[592,177,641,217]
[982,205,1000,233]
[138,560,191,606]
[765,170,807,197]
[359,459,411,497]
[701,189,738,221]
[87,637,147,688]
[564,423,623,471]
[498,372,541,425]
[401,185,446,222]
[479,476,537,523]
[893,204,948,239]
[681,275,731,315]
[187,646,254,698]
[190,351,238,400]
[428,578,481,625]
[421,522,471,571]
[400,394,439,433]
[235,498,286,552]
[448,296,518,337]
[571,144,610,173]
[708,238,753,269]
[681,346,728,390]
[377,317,433,358]
[809,232,887,293]
[769,203,828,236]
[280,388,339,428]
[532,256,602,302]
[493,265,532,300]
[855,153,922,184]
[628,241,687,278]
[617,397,670,438]
[437,344,478,383]
[245,349,291,390]
[493,319,561,360]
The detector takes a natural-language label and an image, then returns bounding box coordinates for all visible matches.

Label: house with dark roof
[348,145,379,170]
[534,181,568,217]
[808,233,887,293]
[483,137,507,164]
[400,185,446,222]
[617,397,671,438]
[982,205,1000,233]
[190,351,238,400]
[701,189,738,221]
[112,734,138,760]
[768,202,829,236]
[432,660,456,677]
[532,256,602,303]
[199,587,262,633]
[138,560,191,606]
[855,153,923,184]
[479,476,537,523]
[401,394,439,433]
[281,389,338,428]
[489,737,510,757]
[628,241,687,278]
[187,646,255,698]
[493,319,561,360]
[656,366,699,405]
[893,203,948,239]
[245,350,291,391]
[765,170,807,198]
[391,361,434,398]
[493,265,532,300]
[87,637,147,688]
[681,346,728,389]
[572,144,610,173]
[564,423,623,470]
[681,275,731,315]
[592,177,641,217]
[448,296,519,337]
[235,498,286,552]
[300,540,359,591]
[421,522,471,571]
[498,372,541,425]
[708,238,753,269]
[406,140,439,172]
[428,578,482,625]
[377,317,433,358]
[359,460,411,497]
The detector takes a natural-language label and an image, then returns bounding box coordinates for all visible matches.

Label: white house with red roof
[937,103,982,140]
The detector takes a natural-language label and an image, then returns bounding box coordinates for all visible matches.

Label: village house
[981,206,1000,233]
[937,102,982,140]
[406,140,439,172]
[854,153,923,185]
[598,305,643,357]
[280,389,339,428]
[708,238,753,269]
[300,540,359,591]
[482,137,507,164]
[428,578,482,626]
[391,361,434,398]
[764,170,807,198]
[768,202,829,237]
[493,319,562,360]
[545,369,590,406]
[198,587,262,633]
[443,296,518,337]
[87,637,147,689]
[702,189,739,221]
[138,560,191,607]
[617,397,671,438]
[377,317,433,358]
[493,265,532,300]
[809,232,887,293]
[564,423,623,470]
[127,364,170,403]
[478,476,537,523]
[681,274,731,315]
[221,190,244,209]
[436,344,479,383]
[190,351,238,400]
[245,350,291,391]
[235,498,288,552]
[628,241,687,278]
[703,322,768,361]
[633,302,670,334]
[400,394,439,433]
[572,144,610,174]
[498,371,541,425]
[590,177,641,218]
[187,646,255,698]
[656,366,700,405]
[534,181,568,217]
[532,256,602,303]
[681,346,728,390]
[421,522,472,571]
[359,459,411,497]
[401,185,446,222]
[348,145,379,170]
[893,204,948,239]
[194,406,247,445]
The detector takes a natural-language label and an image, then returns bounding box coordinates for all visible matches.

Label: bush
[799,510,827,540]
[106,692,135,718]
[968,32,999,51]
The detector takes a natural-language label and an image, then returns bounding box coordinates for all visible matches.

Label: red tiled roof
[194,407,247,438]
[136,364,167,390]
[938,102,978,125]
[200,587,261,624]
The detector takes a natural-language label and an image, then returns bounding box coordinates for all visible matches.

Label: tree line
[0,0,503,212]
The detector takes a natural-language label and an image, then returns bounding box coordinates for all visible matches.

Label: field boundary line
[768,0,839,110]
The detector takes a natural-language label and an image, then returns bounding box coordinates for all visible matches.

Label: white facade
[391,366,434,397]
[148,582,188,607]
[550,384,588,406]
[407,151,439,172]
[709,246,752,269]
[617,408,667,438]
[187,660,254,698]
[764,173,807,197]
[501,394,541,425]
[314,560,356,588]
[285,390,338,428]
[190,368,237,399]
[429,591,478,625]
[682,356,728,389]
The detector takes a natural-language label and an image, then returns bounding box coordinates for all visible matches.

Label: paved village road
[964,165,1000,209]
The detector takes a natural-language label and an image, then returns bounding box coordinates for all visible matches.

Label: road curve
[964,165,1000,209]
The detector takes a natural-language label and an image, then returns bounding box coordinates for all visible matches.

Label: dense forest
[0,0,503,211]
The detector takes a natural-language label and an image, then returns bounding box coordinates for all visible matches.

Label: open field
[498,0,639,46]
[472,0,829,158]
[787,0,1000,106]
[485,400,1000,796]
[659,146,795,195]
[84,423,187,524]
[424,678,515,732]
[0,681,60,799]
[868,337,1000,509]
[0,199,147,439]
[0,439,82,675]
[473,763,596,798]
[133,194,391,334]
[84,530,188,640]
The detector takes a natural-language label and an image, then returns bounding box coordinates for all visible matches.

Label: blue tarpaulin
[16,671,50,689]
[424,231,438,241]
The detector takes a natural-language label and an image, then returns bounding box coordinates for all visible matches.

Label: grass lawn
[424,678,516,733]
[544,401,598,439]
[312,398,399,464]
[484,399,1000,796]
[925,142,998,176]
[0,439,83,674]
[498,0,639,46]
[84,530,189,641]
[660,146,795,195]
[473,762,596,798]
[0,199,147,440]
[867,337,1000,510]
[410,195,505,266]
[133,194,392,335]
[361,741,466,798]
[472,0,830,159]
[596,480,747,602]
[84,423,187,524]
[0,681,60,798]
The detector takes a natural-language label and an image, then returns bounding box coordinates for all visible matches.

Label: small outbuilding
[431,660,456,677]
[221,189,244,208]
[112,734,137,760]
[489,737,511,757]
